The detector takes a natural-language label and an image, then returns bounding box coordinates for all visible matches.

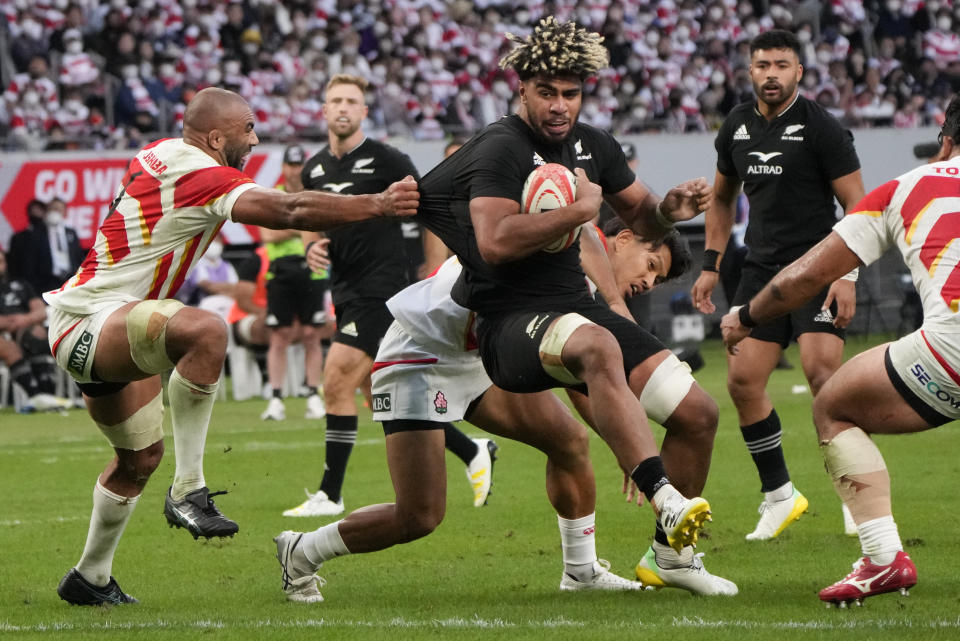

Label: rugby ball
[520,163,580,252]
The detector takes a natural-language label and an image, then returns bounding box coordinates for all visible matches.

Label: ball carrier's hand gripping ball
[520,163,580,252]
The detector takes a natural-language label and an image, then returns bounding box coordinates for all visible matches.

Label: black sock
[630,456,669,503]
[272,388,283,399]
[10,359,40,396]
[306,386,318,396]
[29,356,58,394]
[318,414,358,502]
[741,409,790,492]
[653,523,669,547]
[443,424,478,465]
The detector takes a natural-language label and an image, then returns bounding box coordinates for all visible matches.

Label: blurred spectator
[6,198,84,295]
[2,1,958,147]
[0,248,71,413]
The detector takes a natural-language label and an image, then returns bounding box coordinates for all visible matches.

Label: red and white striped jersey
[834,156,960,329]
[44,138,257,315]
[923,29,960,68]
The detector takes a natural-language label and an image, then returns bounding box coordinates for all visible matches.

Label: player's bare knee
[116,439,164,486]
[399,505,444,541]
[556,322,621,383]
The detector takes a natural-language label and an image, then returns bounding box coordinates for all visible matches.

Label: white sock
[168,368,218,500]
[300,521,351,570]
[765,481,794,504]
[652,540,694,569]
[558,513,597,581]
[858,516,902,565]
[75,482,139,587]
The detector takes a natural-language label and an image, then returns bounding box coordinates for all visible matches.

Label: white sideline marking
[3,616,960,633]
[0,515,85,528]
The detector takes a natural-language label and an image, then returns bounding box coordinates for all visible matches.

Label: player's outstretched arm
[605,176,710,241]
[721,232,862,352]
[232,176,419,231]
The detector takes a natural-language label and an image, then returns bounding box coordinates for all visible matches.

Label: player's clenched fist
[380,175,420,216]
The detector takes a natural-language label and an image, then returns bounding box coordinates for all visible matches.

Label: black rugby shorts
[733,260,845,347]
[333,297,395,358]
[476,298,666,394]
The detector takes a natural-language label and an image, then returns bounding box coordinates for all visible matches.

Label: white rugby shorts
[48,303,125,384]
[371,321,491,422]
[887,328,960,423]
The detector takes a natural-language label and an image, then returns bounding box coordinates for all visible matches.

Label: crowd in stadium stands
[2,0,959,151]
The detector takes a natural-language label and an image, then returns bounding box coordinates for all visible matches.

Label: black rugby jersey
[0,277,36,315]
[301,138,420,305]
[417,114,635,314]
[715,94,860,264]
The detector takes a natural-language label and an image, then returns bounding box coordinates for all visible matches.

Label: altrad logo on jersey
[746,150,783,175]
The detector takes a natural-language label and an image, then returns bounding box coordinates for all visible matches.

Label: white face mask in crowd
[66,40,83,54]
[45,210,65,226]
[206,241,223,261]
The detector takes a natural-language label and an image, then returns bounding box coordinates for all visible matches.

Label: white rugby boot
[635,542,738,595]
[261,397,285,421]
[465,438,498,507]
[305,393,326,420]
[745,488,808,541]
[654,488,712,552]
[282,489,344,517]
[274,530,325,603]
[559,559,643,591]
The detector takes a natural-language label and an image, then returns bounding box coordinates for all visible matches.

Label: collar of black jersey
[752,91,801,120]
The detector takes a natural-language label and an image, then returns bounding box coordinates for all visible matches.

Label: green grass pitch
[2,337,959,640]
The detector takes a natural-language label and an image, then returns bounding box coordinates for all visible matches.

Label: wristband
[703,249,720,273]
[840,267,859,282]
[304,241,317,256]
[738,302,758,328]
[654,201,675,229]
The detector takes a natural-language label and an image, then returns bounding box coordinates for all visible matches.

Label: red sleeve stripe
[173,166,254,209]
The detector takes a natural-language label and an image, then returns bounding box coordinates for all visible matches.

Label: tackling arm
[231,176,419,231]
[578,225,631,320]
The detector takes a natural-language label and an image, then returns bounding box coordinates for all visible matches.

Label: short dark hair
[600,218,693,283]
[750,29,802,61]
[943,94,960,144]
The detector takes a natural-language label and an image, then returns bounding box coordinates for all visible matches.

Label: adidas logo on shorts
[733,124,750,140]
[340,321,359,337]
[813,309,834,324]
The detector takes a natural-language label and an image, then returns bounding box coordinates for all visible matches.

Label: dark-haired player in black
[285,74,493,518]
[691,29,865,541]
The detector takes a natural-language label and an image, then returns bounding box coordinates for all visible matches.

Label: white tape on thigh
[639,353,694,425]
[95,392,164,451]
[126,299,183,374]
[538,313,592,385]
